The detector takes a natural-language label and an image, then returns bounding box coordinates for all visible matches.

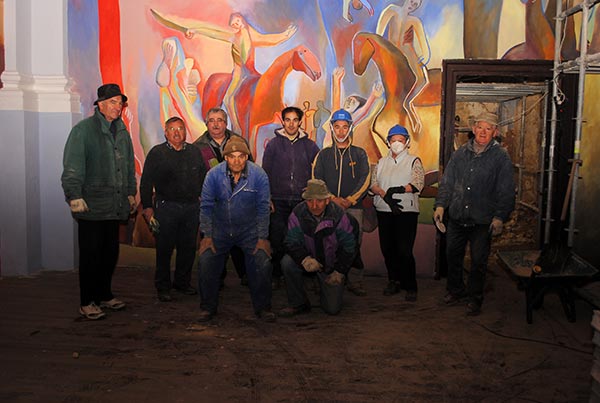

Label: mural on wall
[67,0,579,201]
[64,0,600,259]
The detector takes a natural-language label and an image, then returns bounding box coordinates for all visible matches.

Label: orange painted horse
[247,46,322,155]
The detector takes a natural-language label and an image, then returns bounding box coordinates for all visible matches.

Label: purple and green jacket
[285,201,356,275]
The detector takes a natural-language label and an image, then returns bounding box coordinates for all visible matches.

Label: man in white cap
[62,83,137,320]
[434,111,515,316]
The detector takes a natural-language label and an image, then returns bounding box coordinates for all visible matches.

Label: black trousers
[376,211,419,291]
[269,199,302,278]
[78,219,120,306]
[154,200,199,292]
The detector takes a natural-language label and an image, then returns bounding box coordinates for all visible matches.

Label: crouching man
[197,137,275,322]
[279,179,357,316]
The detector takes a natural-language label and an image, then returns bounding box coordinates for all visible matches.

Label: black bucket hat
[94,83,128,105]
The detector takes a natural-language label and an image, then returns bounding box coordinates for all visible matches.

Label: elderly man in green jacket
[61,84,137,320]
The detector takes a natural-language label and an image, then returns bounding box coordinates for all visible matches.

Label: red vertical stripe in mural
[97,0,123,88]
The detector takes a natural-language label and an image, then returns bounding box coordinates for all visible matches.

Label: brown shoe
[198,310,213,322]
[257,309,277,322]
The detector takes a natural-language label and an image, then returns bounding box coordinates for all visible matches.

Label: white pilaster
[0,0,80,276]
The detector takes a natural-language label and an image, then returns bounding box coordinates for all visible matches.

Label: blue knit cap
[387,124,409,142]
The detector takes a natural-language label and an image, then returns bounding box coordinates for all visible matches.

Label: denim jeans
[198,235,272,315]
[154,200,199,293]
[445,220,491,304]
[281,254,344,315]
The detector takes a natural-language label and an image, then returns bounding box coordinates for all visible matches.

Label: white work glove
[324,270,345,286]
[301,256,323,273]
[489,218,503,236]
[69,198,89,213]
[128,195,137,214]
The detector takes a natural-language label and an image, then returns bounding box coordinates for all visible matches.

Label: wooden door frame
[436,59,565,278]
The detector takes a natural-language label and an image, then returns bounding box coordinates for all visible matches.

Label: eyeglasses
[167,127,185,133]
[207,118,225,124]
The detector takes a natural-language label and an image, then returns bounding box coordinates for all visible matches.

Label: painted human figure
[184,13,297,134]
[376,0,430,134]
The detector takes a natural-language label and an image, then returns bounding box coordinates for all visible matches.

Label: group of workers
[61,84,515,321]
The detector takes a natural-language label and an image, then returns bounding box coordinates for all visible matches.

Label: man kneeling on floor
[279,179,357,317]
[197,137,275,322]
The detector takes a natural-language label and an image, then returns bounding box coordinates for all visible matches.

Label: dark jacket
[139,142,206,208]
[262,128,320,201]
[285,201,356,275]
[193,129,253,171]
[435,139,515,225]
[312,140,370,207]
[61,108,136,221]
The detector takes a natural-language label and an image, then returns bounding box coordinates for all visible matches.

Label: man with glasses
[194,107,252,285]
[140,117,207,302]
[262,106,320,289]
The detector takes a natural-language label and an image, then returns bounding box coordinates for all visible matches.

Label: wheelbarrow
[497,249,597,324]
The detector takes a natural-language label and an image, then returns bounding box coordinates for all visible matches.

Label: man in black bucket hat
[94,83,128,105]
[61,83,137,320]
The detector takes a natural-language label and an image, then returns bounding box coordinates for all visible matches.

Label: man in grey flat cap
[434,112,515,316]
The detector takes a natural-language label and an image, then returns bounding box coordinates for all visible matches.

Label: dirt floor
[0,247,596,403]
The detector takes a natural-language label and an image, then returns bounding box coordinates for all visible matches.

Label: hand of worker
[324,270,345,286]
[199,237,216,255]
[433,207,444,223]
[128,195,137,214]
[301,256,323,273]
[254,239,272,258]
[489,218,504,236]
[69,198,89,213]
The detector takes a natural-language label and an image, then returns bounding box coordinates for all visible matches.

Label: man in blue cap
[312,109,370,296]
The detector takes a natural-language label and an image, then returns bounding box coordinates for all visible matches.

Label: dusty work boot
[347,281,367,296]
[347,268,367,296]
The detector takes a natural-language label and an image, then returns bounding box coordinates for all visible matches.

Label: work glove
[69,198,89,213]
[301,256,323,273]
[383,186,405,215]
[128,195,137,214]
[324,270,345,286]
[489,218,503,236]
[149,217,160,235]
[433,207,446,233]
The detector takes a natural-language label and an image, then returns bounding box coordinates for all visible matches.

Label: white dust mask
[390,141,406,154]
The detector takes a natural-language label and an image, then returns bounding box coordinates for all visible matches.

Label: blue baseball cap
[330,109,353,123]
[387,124,410,142]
